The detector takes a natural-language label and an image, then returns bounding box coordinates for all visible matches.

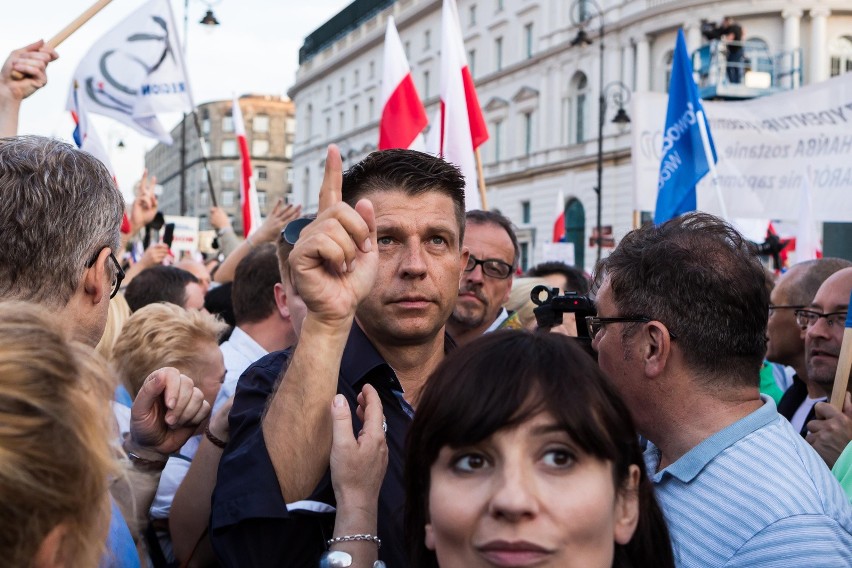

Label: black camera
[530,286,596,340]
[701,19,723,41]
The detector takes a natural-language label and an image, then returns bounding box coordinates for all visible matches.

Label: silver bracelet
[326,534,382,549]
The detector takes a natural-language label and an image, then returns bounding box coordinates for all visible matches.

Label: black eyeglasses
[585,315,679,339]
[768,304,805,316]
[465,255,513,279]
[794,309,848,329]
[85,249,125,299]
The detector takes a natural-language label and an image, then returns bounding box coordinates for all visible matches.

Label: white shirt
[484,307,510,333]
[212,326,269,413]
[791,395,827,434]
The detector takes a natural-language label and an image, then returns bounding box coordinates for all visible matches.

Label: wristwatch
[318,551,386,568]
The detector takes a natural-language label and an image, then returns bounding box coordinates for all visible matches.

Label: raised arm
[261,145,378,502]
[0,40,58,136]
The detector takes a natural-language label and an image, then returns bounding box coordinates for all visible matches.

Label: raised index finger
[318,144,343,213]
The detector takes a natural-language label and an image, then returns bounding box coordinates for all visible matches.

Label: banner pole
[11,0,115,80]
[474,147,488,210]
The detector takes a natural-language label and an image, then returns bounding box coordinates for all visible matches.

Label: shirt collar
[224,326,268,360]
[485,307,510,333]
[646,395,778,483]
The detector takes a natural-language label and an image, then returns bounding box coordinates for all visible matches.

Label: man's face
[356,189,467,346]
[450,222,515,333]
[805,268,852,391]
[591,277,643,416]
[766,268,806,367]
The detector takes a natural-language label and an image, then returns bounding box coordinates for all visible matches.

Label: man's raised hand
[288,144,378,326]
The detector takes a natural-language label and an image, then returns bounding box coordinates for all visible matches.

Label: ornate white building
[288,0,852,271]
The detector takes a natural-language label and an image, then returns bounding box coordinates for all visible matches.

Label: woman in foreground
[330,331,674,568]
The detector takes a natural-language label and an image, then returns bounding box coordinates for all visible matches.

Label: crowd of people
[2,40,852,568]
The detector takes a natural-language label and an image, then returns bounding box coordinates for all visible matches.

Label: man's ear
[273,282,290,319]
[642,321,674,379]
[82,248,111,305]
[459,247,470,277]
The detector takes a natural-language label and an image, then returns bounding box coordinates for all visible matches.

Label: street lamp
[570,0,631,263]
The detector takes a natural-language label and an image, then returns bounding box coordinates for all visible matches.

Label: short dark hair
[341,150,466,244]
[597,212,768,386]
[232,243,280,325]
[124,266,199,312]
[465,209,520,268]
[526,260,590,294]
[404,331,674,568]
[787,258,852,306]
[0,136,124,308]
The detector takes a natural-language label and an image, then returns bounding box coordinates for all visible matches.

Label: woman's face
[425,411,640,568]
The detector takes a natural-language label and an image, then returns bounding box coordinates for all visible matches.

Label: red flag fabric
[553,190,566,242]
[379,16,428,150]
[440,0,488,210]
[232,97,260,237]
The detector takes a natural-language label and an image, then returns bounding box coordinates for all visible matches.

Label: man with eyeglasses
[591,212,852,566]
[771,259,852,435]
[446,210,519,346]
[796,267,852,471]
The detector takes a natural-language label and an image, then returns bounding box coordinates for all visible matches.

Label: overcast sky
[4,0,351,197]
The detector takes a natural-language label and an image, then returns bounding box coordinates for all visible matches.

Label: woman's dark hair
[404,331,674,568]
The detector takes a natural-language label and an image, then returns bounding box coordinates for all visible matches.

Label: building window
[326,116,331,137]
[423,70,430,99]
[286,168,294,184]
[326,84,332,101]
[253,114,269,133]
[257,191,267,210]
[221,165,235,181]
[353,104,360,126]
[305,106,312,138]
[524,23,534,59]
[496,0,504,12]
[521,200,531,224]
[404,41,411,60]
[424,29,431,50]
[519,241,529,272]
[202,117,210,134]
[221,139,236,156]
[469,4,476,26]
[252,139,269,156]
[523,111,534,156]
[368,97,374,120]
[663,50,674,91]
[495,37,503,72]
[256,165,268,180]
[339,110,345,131]
[340,77,345,95]
[222,190,235,207]
[222,115,234,132]
[354,69,360,87]
[199,188,209,207]
[369,60,375,78]
[285,143,293,159]
[572,72,588,144]
[286,116,296,135]
[830,36,852,77]
[468,49,476,77]
[492,120,503,162]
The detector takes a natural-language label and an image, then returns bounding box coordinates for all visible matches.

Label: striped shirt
[646,397,852,567]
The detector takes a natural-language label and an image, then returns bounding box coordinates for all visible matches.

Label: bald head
[175,259,212,294]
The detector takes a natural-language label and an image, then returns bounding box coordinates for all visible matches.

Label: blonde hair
[0,302,117,567]
[111,303,228,398]
[96,293,132,360]
[505,277,553,328]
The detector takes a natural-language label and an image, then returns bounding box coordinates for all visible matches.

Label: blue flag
[654,29,717,224]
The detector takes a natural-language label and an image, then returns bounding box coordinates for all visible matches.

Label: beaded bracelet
[327,534,381,549]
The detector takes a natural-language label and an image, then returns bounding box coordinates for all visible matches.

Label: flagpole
[830,299,852,411]
[11,0,116,80]
[474,148,488,210]
[696,107,727,220]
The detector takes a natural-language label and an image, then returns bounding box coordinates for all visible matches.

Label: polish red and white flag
[379,16,428,150]
[439,0,488,210]
[233,96,260,237]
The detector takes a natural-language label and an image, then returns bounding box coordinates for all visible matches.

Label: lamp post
[570,0,631,263]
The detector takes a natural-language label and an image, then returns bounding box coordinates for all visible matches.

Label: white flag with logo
[66,0,193,144]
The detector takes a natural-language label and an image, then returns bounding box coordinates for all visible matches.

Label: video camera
[530,286,596,341]
[700,19,724,41]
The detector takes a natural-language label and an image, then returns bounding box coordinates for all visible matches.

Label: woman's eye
[453,453,487,472]
[542,449,574,467]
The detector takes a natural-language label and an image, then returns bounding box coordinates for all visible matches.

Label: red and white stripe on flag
[379,16,428,150]
[232,96,261,237]
[440,0,488,210]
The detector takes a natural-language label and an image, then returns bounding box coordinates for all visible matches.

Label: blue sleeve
[725,514,852,567]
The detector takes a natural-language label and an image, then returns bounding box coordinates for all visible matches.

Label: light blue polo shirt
[646,396,852,567]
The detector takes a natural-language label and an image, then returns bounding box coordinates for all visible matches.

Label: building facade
[288,0,852,271]
[145,95,296,234]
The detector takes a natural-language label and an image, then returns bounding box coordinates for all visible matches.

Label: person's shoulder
[727,514,852,567]
[237,348,293,392]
